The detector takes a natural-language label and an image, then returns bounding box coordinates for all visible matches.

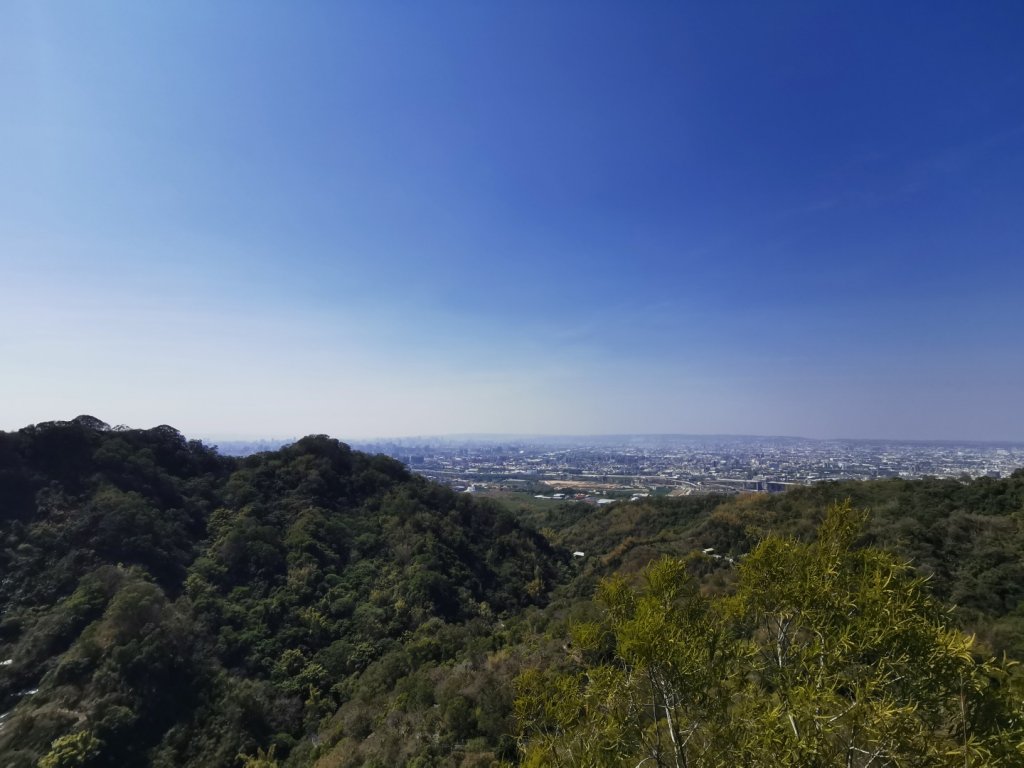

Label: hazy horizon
[9,414,1024,446]
[4,3,1023,441]
[203,433,1024,447]
[19,418,1018,448]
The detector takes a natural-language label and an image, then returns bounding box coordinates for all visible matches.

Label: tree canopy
[2,418,1024,766]
[516,501,1024,767]
[0,418,563,767]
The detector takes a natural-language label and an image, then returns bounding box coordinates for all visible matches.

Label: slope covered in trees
[3,417,1024,767]
[516,503,1024,767]
[0,418,563,767]
[514,473,1024,656]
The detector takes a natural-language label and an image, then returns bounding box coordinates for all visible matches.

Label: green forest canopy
[516,502,1024,767]
[1,417,1023,767]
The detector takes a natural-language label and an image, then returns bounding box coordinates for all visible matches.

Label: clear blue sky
[2,1,1023,440]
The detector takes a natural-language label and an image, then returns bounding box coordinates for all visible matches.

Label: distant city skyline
[216,433,1024,491]
[201,430,1024,449]
[3,3,1023,441]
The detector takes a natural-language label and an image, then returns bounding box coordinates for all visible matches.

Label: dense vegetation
[0,418,562,767]
[2,417,1023,767]
[518,473,1024,656]
[517,503,1024,766]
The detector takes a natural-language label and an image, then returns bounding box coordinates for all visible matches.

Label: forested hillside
[516,503,1024,767]
[517,472,1024,656]
[0,418,563,767]
[3,418,1024,767]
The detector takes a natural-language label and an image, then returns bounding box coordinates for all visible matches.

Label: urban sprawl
[340,436,1024,499]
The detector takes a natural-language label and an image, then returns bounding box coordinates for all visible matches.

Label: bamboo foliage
[516,501,1024,767]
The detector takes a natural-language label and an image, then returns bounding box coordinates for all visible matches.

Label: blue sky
[2,1,1023,440]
